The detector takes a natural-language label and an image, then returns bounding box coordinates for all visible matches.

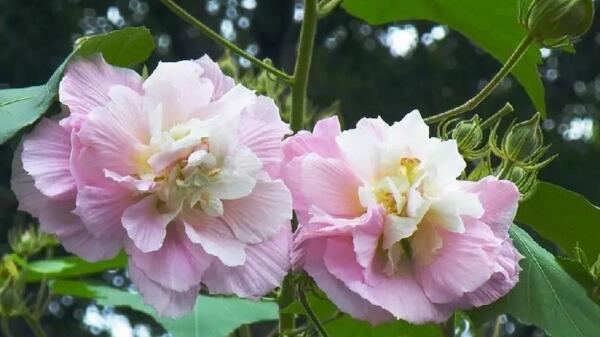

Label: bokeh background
[0,0,599,336]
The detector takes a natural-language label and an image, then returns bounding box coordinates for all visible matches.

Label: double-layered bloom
[282,111,521,324]
[11,55,293,317]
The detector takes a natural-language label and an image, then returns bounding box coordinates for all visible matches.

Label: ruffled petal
[281,116,342,164]
[416,219,502,304]
[182,208,246,267]
[11,143,47,217]
[59,54,143,122]
[202,227,291,298]
[222,179,292,244]
[301,153,364,218]
[129,262,199,318]
[126,224,211,292]
[122,195,180,253]
[196,55,235,100]
[21,118,75,199]
[237,96,290,178]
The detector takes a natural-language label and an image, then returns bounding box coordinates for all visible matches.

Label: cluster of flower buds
[439,115,487,160]
[489,113,557,197]
[519,0,595,47]
[8,226,57,257]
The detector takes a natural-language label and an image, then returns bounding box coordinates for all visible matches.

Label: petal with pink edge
[237,96,290,178]
[21,118,75,199]
[302,239,393,324]
[129,262,199,318]
[323,238,450,323]
[126,224,211,292]
[59,54,143,121]
[39,200,121,262]
[222,179,292,244]
[196,55,235,100]
[281,116,341,163]
[416,219,502,304]
[122,195,180,253]
[202,227,291,298]
[462,240,522,307]
[463,177,520,239]
[74,184,136,240]
[11,143,47,217]
[301,153,364,218]
[182,208,246,267]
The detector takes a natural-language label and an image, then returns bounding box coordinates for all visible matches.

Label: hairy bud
[452,115,484,153]
[521,0,594,44]
[503,113,544,163]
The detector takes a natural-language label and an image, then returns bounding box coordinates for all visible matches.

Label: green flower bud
[521,0,594,43]
[503,113,544,163]
[452,115,484,153]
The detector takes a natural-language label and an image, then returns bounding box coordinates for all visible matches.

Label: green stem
[297,286,330,337]
[278,275,296,335]
[1,317,14,337]
[480,102,514,130]
[159,0,293,83]
[22,311,47,337]
[290,0,319,132]
[491,315,502,337]
[317,0,343,17]
[425,34,533,124]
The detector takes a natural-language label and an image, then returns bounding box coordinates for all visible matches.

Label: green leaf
[516,181,600,259]
[342,0,546,115]
[285,292,443,337]
[0,26,154,144]
[51,281,278,337]
[24,253,127,282]
[472,225,600,337]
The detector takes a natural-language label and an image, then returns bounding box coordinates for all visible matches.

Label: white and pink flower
[11,55,293,317]
[282,111,522,324]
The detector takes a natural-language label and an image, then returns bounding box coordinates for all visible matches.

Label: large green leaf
[0,26,154,144]
[342,0,545,115]
[24,253,127,282]
[51,281,278,337]
[516,181,600,259]
[284,292,443,337]
[473,225,600,337]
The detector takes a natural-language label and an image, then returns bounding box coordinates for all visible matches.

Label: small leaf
[472,225,600,337]
[0,27,154,144]
[51,281,278,337]
[342,0,546,115]
[516,181,600,259]
[24,253,127,282]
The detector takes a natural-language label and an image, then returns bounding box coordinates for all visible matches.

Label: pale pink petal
[323,238,450,324]
[126,224,211,292]
[387,110,430,151]
[122,195,180,253]
[281,116,342,164]
[59,54,143,122]
[301,153,364,218]
[416,219,502,304]
[191,84,256,121]
[77,90,150,177]
[336,127,381,181]
[74,184,136,240]
[302,239,393,324]
[280,156,311,222]
[143,61,214,126]
[462,240,522,307]
[462,177,520,239]
[202,227,291,298]
[21,118,75,199]
[222,179,292,244]
[196,55,235,100]
[182,208,246,267]
[423,139,465,189]
[104,170,157,192]
[237,96,290,178]
[129,262,199,318]
[11,143,47,217]
[38,200,121,261]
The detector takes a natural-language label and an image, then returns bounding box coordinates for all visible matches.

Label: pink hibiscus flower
[11,54,293,317]
[281,111,521,324]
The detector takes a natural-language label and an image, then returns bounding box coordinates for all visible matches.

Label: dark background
[0,0,599,336]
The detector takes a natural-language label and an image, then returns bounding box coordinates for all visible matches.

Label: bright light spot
[380,25,419,58]
[241,0,256,10]
[562,117,595,141]
[206,0,220,14]
[540,47,552,58]
[430,26,448,40]
[220,19,237,41]
[106,6,125,27]
[293,3,304,22]
[133,325,152,337]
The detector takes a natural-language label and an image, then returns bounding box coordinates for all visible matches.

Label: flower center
[373,157,422,216]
